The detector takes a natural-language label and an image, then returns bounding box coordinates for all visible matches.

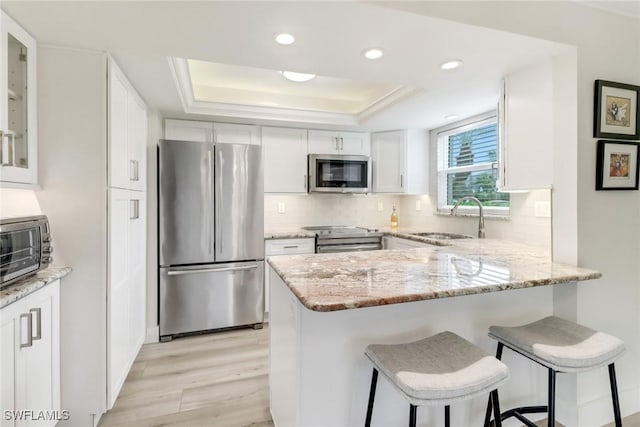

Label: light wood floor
[99,325,640,427]
[98,326,272,427]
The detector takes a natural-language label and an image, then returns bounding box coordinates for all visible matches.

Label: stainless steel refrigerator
[158,140,264,341]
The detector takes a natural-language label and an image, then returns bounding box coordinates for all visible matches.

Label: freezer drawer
[159,261,264,338]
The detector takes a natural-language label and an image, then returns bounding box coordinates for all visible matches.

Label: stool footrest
[497,405,547,427]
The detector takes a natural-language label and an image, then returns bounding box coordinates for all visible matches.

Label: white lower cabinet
[108,189,146,408]
[264,238,315,313]
[383,236,429,249]
[0,280,60,427]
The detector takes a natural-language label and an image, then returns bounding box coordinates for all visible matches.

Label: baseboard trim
[145,325,159,344]
[578,386,640,426]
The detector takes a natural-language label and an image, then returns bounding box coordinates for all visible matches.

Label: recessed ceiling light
[280,71,316,82]
[445,115,459,120]
[440,60,463,70]
[363,48,384,60]
[275,33,295,45]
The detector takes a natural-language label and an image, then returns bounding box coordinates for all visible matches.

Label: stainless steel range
[302,226,383,253]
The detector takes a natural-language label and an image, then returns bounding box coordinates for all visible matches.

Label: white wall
[36,46,108,426]
[373,2,640,425]
[0,188,42,218]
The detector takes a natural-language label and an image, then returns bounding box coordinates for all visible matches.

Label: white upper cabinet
[372,129,428,194]
[108,58,147,191]
[308,130,370,156]
[0,11,38,186]
[164,119,213,142]
[499,60,553,191]
[262,127,308,193]
[213,123,261,145]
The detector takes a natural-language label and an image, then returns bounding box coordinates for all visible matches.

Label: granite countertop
[267,238,601,312]
[1,267,72,309]
[265,230,316,239]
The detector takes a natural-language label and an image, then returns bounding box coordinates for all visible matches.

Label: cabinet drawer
[265,238,315,255]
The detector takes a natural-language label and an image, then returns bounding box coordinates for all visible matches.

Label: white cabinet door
[109,58,147,191]
[128,190,146,360]
[0,281,60,427]
[214,123,260,145]
[127,92,147,192]
[262,127,308,193]
[108,61,130,190]
[308,130,370,155]
[499,60,553,190]
[164,119,213,143]
[108,188,130,408]
[0,11,38,186]
[372,131,406,193]
[264,238,315,313]
[20,281,60,427]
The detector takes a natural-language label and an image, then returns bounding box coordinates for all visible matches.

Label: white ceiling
[2,1,573,131]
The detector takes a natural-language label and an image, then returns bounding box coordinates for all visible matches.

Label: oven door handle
[316,243,382,253]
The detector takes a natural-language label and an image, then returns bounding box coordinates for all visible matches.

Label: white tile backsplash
[265,190,551,249]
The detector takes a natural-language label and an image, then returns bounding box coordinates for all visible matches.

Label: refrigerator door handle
[216,148,223,256]
[167,265,259,276]
[207,149,213,255]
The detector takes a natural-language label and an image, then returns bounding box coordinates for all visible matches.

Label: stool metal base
[485,342,623,427]
[365,368,503,427]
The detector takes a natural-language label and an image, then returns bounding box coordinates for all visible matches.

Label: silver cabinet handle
[20,312,33,348]
[0,131,16,167]
[130,199,140,220]
[400,174,403,188]
[283,245,299,249]
[340,137,344,151]
[130,160,140,181]
[207,150,213,255]
[167,265,258,276]
[334,137,339,151]
[30,307,42,341]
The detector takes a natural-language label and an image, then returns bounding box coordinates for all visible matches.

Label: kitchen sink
[410,232,473,240]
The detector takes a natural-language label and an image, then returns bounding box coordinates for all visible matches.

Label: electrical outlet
[534,201,551,218]
[278,202,286,214]
[415,200,422,211]
[377,202,383,212]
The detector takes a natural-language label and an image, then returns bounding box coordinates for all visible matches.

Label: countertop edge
[0,267,72,309]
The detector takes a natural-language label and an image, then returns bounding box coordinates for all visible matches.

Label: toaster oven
[0,215,53,289]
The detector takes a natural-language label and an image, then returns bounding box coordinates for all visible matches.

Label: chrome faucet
[451,196,485,238]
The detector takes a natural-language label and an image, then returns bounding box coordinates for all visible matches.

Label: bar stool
[364,331,509,427]
[485,316,626,427]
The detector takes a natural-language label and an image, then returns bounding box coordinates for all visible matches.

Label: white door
[372,131,406,193]
[213,123,260,145]
[0,12,38,185]
[127,92,147,192]
[108,188,130,408]
[128,190,146,359]
[339,131,370,156]
[108,61,130,190]
[164,119,213,143]
[21,283,59,427]
[262,127,308,193]
[308,130,340,154]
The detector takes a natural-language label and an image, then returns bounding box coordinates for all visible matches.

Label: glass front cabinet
[1,11,37,186]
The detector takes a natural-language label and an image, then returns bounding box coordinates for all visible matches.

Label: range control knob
[42,256,53,264]
[43,246,54,254]
[43,235,51,243]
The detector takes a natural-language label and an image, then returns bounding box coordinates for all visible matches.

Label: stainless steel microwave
[0,215,53,289]
[308,154,371,193]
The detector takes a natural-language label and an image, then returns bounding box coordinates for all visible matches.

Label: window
[436,115,509,215]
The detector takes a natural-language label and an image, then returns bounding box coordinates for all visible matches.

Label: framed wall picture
[596,140,640,190]
[594,80,640,140]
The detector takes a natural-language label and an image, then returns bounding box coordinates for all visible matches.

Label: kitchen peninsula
[267,238,601,427]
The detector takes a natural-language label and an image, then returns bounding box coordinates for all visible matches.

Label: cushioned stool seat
[489,316,625,372]
[364,331,509,427]
[485,316,626,427]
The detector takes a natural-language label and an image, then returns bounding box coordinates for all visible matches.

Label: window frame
[435,113,509,217]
